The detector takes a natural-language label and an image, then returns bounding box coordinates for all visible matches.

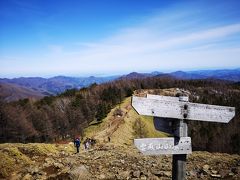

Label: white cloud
[68,22,240,57]
[36,20,239,76]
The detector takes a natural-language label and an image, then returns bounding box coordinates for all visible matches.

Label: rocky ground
[0,143,239,180]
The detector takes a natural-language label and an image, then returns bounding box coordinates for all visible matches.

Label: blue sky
[1,0,240,78]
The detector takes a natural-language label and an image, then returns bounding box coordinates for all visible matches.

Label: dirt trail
[84,95,166,146]
[93,109,129,142]
[84,97,134,144]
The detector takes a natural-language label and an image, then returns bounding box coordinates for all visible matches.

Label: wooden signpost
[132,94,235,180]
[132,96,235,123]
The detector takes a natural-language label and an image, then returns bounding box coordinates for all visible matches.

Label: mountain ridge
[0,68,239,102]
[119,68,240,81]
[0,75,119,101]
[0,82,46,102]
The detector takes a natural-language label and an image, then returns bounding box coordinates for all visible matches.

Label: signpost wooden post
[132,94,235,180]
[172,96,189,180]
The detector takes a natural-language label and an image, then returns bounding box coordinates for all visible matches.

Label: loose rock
[69,165,91,179]
[132,170,141,178]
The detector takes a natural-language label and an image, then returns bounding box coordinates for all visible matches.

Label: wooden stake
[172,96,189,180]
[172,119,188,180]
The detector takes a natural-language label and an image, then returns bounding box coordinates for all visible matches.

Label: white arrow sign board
[132,96,235,123]
[134,137,192,155]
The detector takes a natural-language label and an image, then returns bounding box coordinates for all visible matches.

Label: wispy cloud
[56,21,240,74]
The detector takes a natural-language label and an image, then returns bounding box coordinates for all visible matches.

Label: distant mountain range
[0,76,118,101]
[168,69,240,81]
[121,68,240,82]
[0,68,239,102]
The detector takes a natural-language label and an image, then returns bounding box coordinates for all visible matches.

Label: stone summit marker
[132,94,235,180]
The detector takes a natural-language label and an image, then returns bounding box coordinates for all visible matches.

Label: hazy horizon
[0,67,239,79]
[1,0,240,78]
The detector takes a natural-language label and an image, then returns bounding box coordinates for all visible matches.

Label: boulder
[118,170,131,179]
[44,157,54,165]
[27,167,39,175]
[202,164,210,171]
[211,170,218,174]
[69,165,91,180]
[53,162,64,169]
[210,174,221,178]
[163,171,171,177]
[132,170,141,178]
[99,174,106,179]
[22,173,32,180]
[151,168,162,176]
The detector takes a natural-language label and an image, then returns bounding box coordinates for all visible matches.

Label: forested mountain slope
[0,82,45,102]
[0,77,239,154]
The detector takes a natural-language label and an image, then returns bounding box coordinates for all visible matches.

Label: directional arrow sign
[134,137,192,155]
[132,96,235,123]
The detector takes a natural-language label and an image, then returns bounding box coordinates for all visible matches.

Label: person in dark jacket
[74,137,81,153]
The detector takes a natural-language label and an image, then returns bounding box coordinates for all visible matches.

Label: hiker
[83,138,87,150]
[74,137,81,153]
[83,138,90,150]
[86,138,90,150]
[108,136,111,142]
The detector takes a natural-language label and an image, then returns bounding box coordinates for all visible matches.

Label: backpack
[75,138,80,146]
